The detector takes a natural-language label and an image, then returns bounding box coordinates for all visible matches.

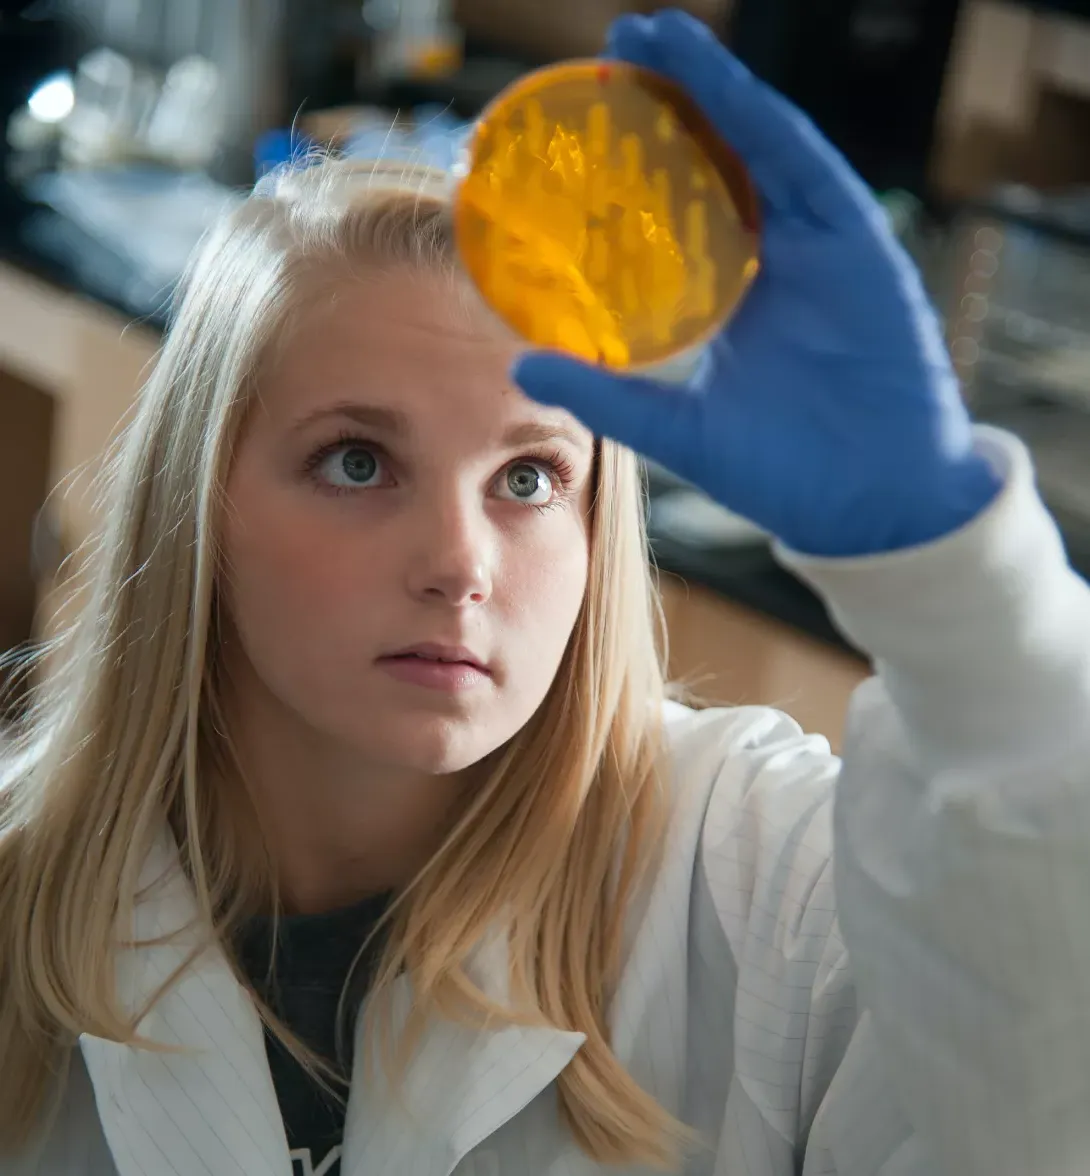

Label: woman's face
[221,267,594,777]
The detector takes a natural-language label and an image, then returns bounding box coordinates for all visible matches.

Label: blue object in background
[256,105,469,185]
[343,105,470,169]
[253,128,317,179]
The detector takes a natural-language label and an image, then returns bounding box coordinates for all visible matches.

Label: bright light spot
[28,74,75,123]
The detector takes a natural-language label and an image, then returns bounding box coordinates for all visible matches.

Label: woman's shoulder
[661,697,839,802]
[658,698,842,945]
[650,701,856,1144]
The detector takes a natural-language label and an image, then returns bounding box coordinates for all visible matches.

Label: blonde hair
[0,159,690,1167]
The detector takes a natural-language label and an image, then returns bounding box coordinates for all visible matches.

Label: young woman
[2,11,1088,1176]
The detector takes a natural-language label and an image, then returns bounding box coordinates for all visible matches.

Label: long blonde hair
[0,159,688,1167]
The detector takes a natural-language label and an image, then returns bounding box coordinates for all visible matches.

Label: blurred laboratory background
[2,0,1090,746]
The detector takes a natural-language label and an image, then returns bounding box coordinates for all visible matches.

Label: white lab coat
[8,427,1090,1176]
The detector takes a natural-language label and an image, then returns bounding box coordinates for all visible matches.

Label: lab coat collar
[342,924,586,1176]
[79,834,585,1176]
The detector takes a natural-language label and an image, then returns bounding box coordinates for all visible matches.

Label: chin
[356,713,509,777]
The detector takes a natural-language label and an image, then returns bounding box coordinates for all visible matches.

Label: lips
[375,642,493,692]
[377,642,490,673]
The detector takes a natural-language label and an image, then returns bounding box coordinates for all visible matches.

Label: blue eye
[318,444,381,488]
[497,461,553,506]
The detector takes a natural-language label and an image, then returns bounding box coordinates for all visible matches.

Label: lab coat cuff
[776,426,1090,760]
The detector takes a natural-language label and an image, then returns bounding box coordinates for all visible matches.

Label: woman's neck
[218,660,469,916]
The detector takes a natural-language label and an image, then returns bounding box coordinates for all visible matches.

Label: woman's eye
[316,444,382,489]
[497,461,554,506]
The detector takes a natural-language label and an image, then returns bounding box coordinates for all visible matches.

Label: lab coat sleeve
[779,425,1090,1176]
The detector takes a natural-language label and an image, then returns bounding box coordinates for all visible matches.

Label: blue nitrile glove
[512,9,1001,557]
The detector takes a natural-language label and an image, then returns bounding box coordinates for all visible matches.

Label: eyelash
[303,431,578,508]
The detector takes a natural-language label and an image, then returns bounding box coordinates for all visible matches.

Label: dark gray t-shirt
[235,893,391,1176]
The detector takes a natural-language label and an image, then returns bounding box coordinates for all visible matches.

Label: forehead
[258,267,589,449]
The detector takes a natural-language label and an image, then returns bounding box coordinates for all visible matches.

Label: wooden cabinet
[933,0,1090,196]
[452,0,731,60]
[0,263,159,643]
[658,573,869,751]
[0,366,53,658]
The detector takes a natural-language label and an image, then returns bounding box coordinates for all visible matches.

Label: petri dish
[452,58,761,377]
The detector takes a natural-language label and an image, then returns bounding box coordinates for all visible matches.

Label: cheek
[497,511,590,656]
[229,517,351,610]
[220,462,383,646]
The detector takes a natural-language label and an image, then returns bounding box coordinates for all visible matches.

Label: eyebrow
[292,401,592,452]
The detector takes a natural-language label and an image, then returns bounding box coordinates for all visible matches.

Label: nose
[405,490,494,607]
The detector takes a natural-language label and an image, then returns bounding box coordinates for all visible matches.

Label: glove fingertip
[606,12,654,42]
[655,8,722,43]
[654,8,751,76]
[512,351,593,404]
[605,13,658,66]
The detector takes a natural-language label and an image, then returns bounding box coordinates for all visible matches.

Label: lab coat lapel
[342,926,586,1176]
[78,835,292,1176]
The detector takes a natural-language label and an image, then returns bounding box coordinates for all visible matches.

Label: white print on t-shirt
[289,1146,342,1176]
[286,1144,499,1174]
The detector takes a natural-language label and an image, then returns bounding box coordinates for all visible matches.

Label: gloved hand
[512,9,1001,557]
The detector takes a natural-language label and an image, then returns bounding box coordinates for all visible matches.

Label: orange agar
[452,59,761,372]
